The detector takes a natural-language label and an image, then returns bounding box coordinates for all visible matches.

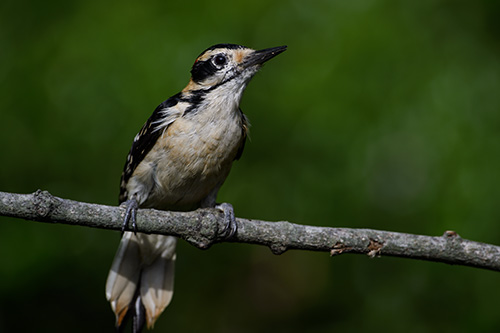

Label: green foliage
[1,0,499,332]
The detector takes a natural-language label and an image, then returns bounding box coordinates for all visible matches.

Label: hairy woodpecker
[105,43,287,332]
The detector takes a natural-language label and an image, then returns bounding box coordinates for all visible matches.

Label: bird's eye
[213,54,227,67]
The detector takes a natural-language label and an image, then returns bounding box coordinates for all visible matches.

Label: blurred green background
[1,0,499,332]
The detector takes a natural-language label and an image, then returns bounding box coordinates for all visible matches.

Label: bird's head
[184,44,287,92]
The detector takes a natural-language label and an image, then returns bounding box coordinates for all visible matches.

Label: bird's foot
[121,198,139,234]
[215,202,237,239]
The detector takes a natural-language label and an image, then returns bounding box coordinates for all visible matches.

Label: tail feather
[106,232,177,331]
[132,294,146,333]
[106,232,142,327]
[141,253,176,328]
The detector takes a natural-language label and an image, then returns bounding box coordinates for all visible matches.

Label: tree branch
[1,190,499,272]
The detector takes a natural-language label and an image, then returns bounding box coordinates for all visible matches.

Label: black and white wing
[119,93,182,203]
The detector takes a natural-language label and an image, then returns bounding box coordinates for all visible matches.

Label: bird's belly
[142,117,242,210]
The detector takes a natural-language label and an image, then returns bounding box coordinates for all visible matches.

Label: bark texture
[1,190,499,272]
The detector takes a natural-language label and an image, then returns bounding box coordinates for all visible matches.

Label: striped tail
[106,232,177,332]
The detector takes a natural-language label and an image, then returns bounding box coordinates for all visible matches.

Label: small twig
[0,190,499,272]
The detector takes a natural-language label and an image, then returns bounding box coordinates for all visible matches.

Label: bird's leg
[201,186,237,239]
[121,198,139,234]
[215,202,237,239]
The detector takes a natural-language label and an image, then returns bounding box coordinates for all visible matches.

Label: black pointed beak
[243,45,287,68]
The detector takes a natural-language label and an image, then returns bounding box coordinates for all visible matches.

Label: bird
[105,43,287,332]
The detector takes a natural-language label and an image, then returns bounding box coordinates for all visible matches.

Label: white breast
[128,90,245,211]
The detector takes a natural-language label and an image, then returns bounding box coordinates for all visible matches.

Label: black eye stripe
[191,53,229,83]
[191,59,218,83]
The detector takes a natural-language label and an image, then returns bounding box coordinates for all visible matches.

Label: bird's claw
[215,202,237,239]
[122,198,139,234]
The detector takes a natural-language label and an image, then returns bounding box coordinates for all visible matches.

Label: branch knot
[367,239,384,258]
[33,190,58,220]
